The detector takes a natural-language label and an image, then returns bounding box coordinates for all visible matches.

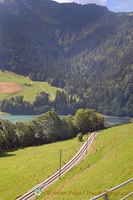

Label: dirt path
[0,82,22,93]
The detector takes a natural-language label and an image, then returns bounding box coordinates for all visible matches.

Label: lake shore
[0,111,11,116]
[0,113,131,124]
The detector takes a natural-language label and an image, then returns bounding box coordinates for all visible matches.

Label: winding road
[16,131,100,200]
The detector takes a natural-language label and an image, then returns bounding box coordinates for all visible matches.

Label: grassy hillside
[39,124,133,200]
[0,111,11,116]
[0,70,62,102]
[0,136,87,200]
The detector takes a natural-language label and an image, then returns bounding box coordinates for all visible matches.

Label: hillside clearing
[0,82,22,93]
[0,70,62,102]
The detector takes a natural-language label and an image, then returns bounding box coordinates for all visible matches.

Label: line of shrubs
[0,109,104,152]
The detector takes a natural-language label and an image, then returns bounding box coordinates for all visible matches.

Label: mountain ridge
[0,0,133,116]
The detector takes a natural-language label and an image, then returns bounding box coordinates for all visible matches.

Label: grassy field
[0,70,62,102]
[0,136,86,200]
[39,124,133,200]
[0,111,11,116]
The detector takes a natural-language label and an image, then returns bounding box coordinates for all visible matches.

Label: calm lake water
[0,114,131,124]
[0,115,37,122]
[103,115,131,124]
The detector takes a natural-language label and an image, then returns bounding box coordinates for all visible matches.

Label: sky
[54,0,133,12]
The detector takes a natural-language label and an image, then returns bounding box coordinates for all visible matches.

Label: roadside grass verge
[0,136,86,200]
[39,124,133,200]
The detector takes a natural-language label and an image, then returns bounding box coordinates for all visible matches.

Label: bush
[130,118,133,123]
[77,133,83,142]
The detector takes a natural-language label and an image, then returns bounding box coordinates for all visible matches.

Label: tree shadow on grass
[0,149,17,158]
[0,153,16,158]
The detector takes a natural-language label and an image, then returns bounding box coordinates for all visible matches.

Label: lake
[103,115,131,124]
[0,114,131,124]
[0,115,37,122]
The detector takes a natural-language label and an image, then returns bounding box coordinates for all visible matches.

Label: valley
[0,1,133,200]
[0,0,133,116]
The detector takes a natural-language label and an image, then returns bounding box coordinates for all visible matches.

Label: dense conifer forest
[0,0,133,116]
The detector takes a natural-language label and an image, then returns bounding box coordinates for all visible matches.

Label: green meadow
[0,137,85,200]
[39,124,133,200]
[0,70,62,102]
[0,122,132,200]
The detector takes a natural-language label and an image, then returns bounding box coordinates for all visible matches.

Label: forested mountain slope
[0,0,133,116]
